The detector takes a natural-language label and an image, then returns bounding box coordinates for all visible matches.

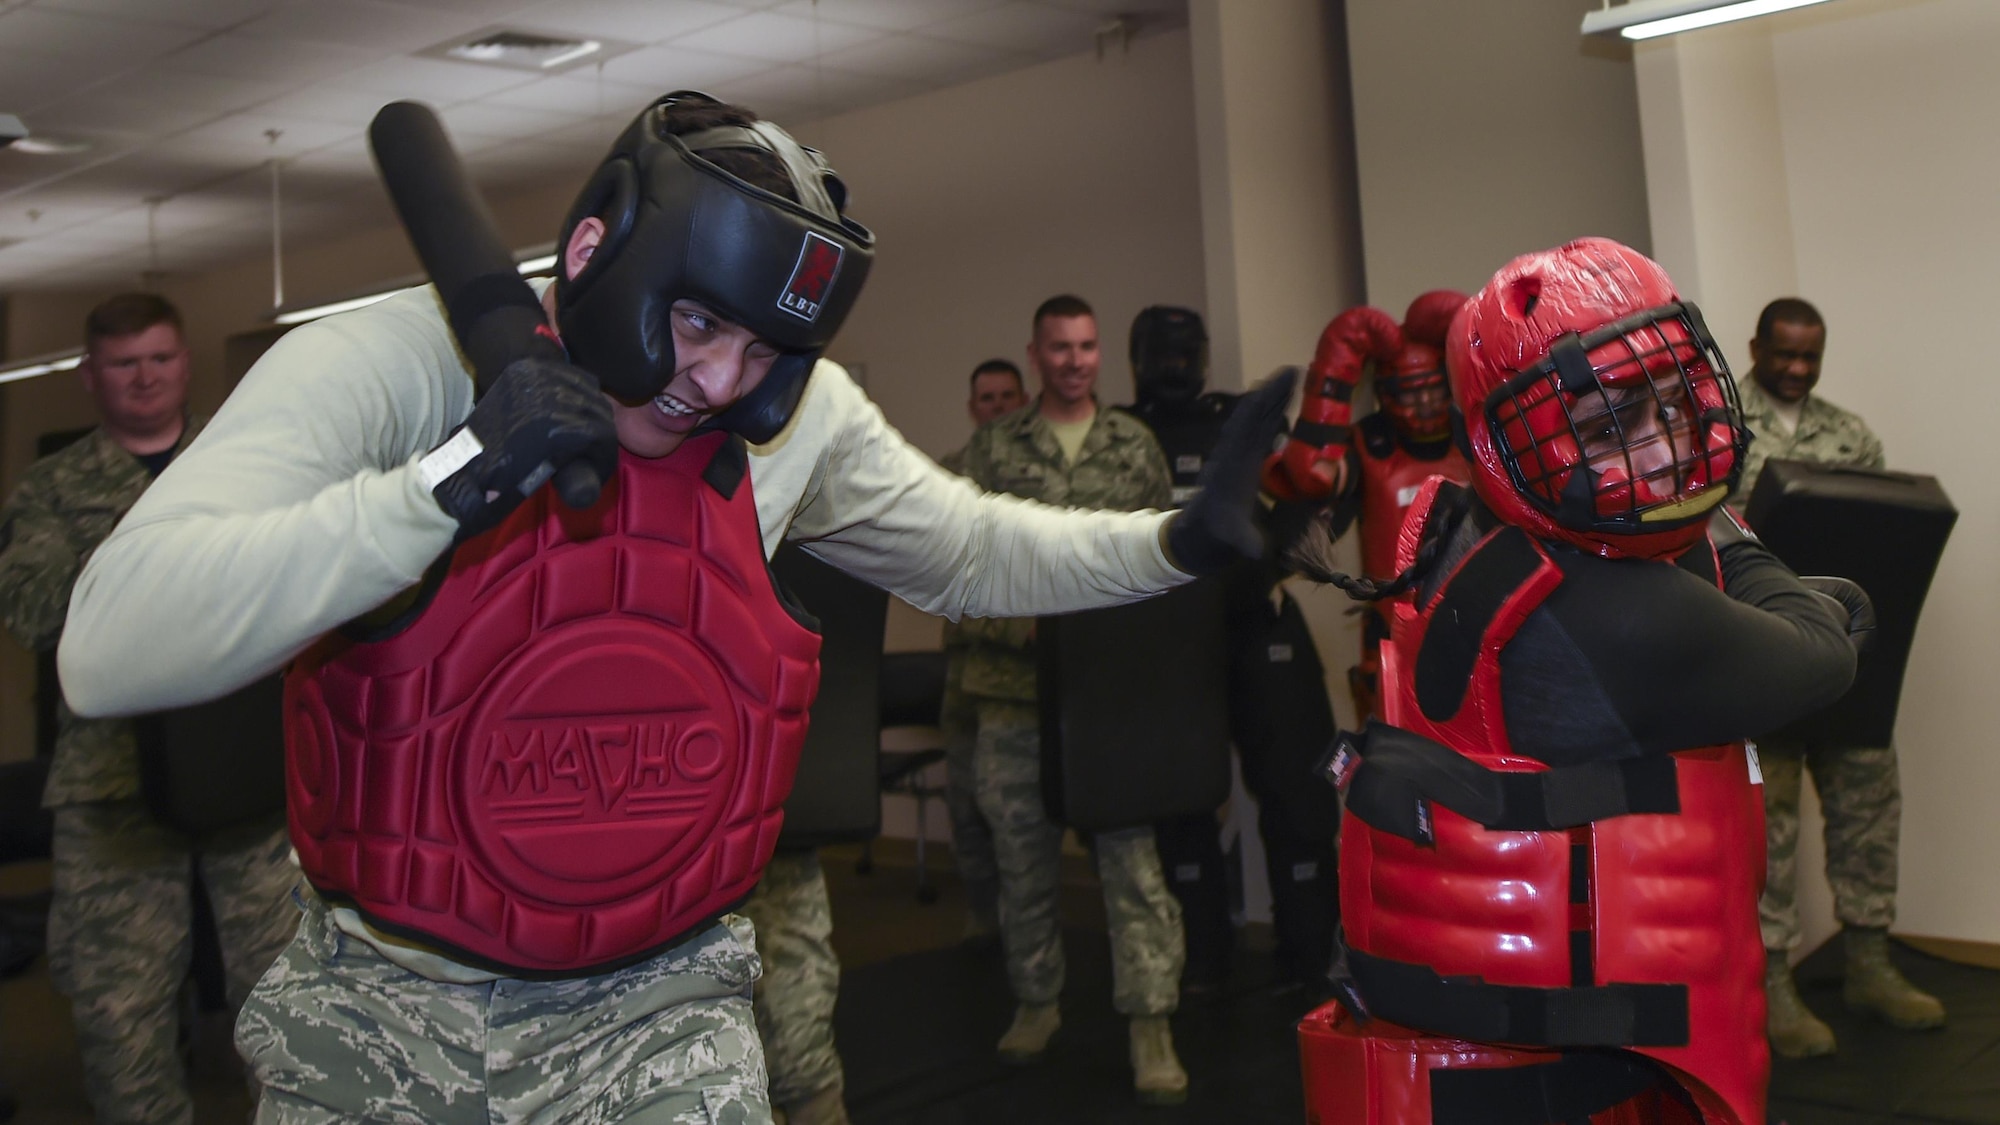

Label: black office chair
[863,650,950,903]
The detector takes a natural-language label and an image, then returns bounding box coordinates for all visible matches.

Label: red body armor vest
[1348,419,1472,722]
[1319,478,1767,1125]
[1355,428,1469,583]
[284,434,821,976]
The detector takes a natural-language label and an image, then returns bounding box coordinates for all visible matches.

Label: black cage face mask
[554,93,875,443]
[1486,301,1748,535]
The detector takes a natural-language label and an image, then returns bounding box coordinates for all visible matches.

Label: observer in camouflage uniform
[1736,378,1900,952]
[0,418,299,1125]
[740,850,843,1114]
[959,404,1184,1016]
[936,443,1000,935]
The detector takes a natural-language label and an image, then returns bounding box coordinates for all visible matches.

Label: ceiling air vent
[420,28,638,74]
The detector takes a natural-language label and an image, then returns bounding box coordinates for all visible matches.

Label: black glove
[1165,368,1298,576]
[1800,575,1876,654]
[420,355,618,540]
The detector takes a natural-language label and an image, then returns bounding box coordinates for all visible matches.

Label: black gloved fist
[1800,575,1876,654]
[419,355,618,540]
[1164,367,1299,576]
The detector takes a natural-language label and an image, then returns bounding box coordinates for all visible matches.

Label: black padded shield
[135,676,287,839]
[772,545,888,848]
[1038,578,1232,831]
[1745,460,1957,748]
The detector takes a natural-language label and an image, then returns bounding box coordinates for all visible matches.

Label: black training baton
[367,100,601,508]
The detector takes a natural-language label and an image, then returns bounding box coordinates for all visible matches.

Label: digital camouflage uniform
[935,443,999,935]
[959,403,1184,1016]
[1736,380,1899,951]
[0,419,299,1125]
[739,850,842,1112]
[238,893,767,1124]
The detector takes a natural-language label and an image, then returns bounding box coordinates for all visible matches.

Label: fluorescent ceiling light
[0,350,82,385]
[1582,0,1842,40]
[272,247,559,326]
[272,289,407,325]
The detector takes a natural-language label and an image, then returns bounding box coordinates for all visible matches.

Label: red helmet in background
[1447,238,1747,560]
[1374,290,1466,444]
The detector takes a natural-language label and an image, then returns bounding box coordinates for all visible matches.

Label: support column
[1189,0,1365,392]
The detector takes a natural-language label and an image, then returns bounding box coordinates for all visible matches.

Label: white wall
[1636,0,2000,946]
[1345,0,1654,313]
[795,29,1208,464]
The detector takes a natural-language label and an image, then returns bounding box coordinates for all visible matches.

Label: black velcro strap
[1415,527,1543,723]
[1343,721,1680,842]
[1549,334,1597,394]
[1430,1051,1665,1125]
[1347,948,1689,1047]
[703,436,749,499]
[1291,419,1350,448]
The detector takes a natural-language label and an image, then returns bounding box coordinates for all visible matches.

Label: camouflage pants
[940,662,999,930]
[1759,739,1902,951]
[972,700,1183,1016]
[740,850,842,1109]
[237,893,770,1124]
[47,800,297,1125]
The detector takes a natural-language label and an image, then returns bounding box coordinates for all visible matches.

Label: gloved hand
[1166,368,1298,576]
[1261,306,1401,501]
[1800,575,1876,654]
[419,355,618,540]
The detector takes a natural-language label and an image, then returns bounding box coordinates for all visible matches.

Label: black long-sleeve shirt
[1420,493,1856,769]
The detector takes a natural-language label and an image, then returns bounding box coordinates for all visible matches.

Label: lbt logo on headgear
[779,231,844,322]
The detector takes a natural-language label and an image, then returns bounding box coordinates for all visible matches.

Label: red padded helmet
[1375,290,1467,444]
[1447,239,1746,560]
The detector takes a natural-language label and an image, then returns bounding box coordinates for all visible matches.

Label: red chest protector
[1327,478,1767,1125]
[1354,417,1471,583]
[284,434,821,976]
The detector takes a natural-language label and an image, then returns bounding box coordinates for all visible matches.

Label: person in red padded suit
[1264,290,1473,721]
[1290,238,1865,1125]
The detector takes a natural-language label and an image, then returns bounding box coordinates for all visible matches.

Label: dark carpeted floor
[1770,939,2000,1125]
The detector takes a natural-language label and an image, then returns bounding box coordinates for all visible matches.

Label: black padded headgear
[1130,305,1209,409]
[554,91,874,443]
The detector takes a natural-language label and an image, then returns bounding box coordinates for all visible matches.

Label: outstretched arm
[60,291,467,717]
[771,364,1185,619]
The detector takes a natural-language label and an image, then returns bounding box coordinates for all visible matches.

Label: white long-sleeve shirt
[60,283,1188,719]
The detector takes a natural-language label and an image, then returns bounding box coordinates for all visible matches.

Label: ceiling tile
[26,95,226,144]
[502,0,744,45]
[256,84,406,129]
[322,56,543,102]
[437,100,589,143]
[0,6,209,62]
[476,73,663,118]
[173,113,360,160]
[161,32,380,84]
[766,0,1006,33]
[671,11,887,62]
[924,3,1098,54]
[817,31,1024,85]
[31,0,288,30]
[0,45,115,110]
[108,67,290,113]
[372,0,541,18]
[233,1,474,54]
[590,44,770,92]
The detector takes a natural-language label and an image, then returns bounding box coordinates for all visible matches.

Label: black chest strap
[1335,720,1681,845]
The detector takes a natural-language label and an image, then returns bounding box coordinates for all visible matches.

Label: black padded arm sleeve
[1506,541,1856,761]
